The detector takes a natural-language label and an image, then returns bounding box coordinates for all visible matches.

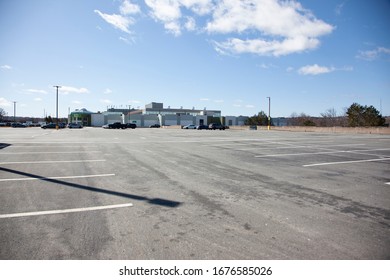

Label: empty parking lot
[0,127,389,259]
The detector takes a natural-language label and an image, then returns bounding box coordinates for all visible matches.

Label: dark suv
[208,123,225,130]
[126,123,137,129]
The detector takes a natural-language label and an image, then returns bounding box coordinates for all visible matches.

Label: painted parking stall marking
[0,151,101,155]
[0,203,133,219]
[0,173,115,182]
[303,157,390,167]
[0,159,106,165]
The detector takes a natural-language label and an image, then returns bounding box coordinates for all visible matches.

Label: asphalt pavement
[0,127,389,259]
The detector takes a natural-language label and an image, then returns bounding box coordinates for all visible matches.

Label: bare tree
[0,108,7,121]
[320,108,337,126]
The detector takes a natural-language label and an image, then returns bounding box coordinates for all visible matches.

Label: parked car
[126,123,137,129]
[196,125,209,130]
[68,123,83,129]
[183,124,197,129]
[41,123,57,129]
[11,123,26,128]
[108,122,127,129]
[149,124,161,128]
[208,123,226,130]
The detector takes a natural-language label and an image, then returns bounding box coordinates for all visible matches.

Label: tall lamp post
[128,104,131,123]
[267,97,271,130]
[13,101,17,123]
[53,85,61,129]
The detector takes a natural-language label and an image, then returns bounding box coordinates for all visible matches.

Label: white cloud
[34,97,42,101]
[120,0,141,15]
[100,99,112,104]
[0,97,12,107]
[212,31,324,57]
[145,0,182,36]
[357,47,390,61]
[298,64,335,75]
[26,89,48,94]
[95,1,141,35]
[185,16,196,31]
[286,66,295,72]
[214,99,224,103]
[1,65,12,70]
[245,104,255,108]
[200,98,209,101]
[207,0,333,56]
[298,64,353,75]
[72,100,82,104]
[104,88,113,94]
[119,36,135,44]
[95,10,134,34]
[98,0,333,56]
[61,86,89,94]
[335,2,345,16]
[144,0,213,35]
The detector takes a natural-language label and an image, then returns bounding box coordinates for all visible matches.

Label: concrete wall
[165,115,179,126]
[105,113,124,124]
[126,115,142,127]
[93,113,255,128]
[91,114,104,127]
[225,116,236,126]
[180,115,195,126]
[143,115,160,127]
[196,116,207,126]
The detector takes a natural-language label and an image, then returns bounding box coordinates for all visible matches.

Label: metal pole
[13,101,16,123]
[53,86,61,129]
[267,97,271,130]
[129,104,131,123]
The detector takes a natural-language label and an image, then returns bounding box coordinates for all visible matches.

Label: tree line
[245,103,387,127]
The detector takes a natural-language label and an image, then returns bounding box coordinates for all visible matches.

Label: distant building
[69,108,94,126]
[69,102,250,127]
[125,102,222,127]
[142,102,221,117]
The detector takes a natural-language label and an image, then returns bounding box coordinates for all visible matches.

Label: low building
[69,108,94,126]
[70,102,249,127]
[125,102,221,127]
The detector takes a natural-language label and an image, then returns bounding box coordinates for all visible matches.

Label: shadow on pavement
[0,166,181,208]
[0,143,11,150]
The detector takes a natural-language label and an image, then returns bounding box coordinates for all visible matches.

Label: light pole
[128,104,131,123]
[267,97,271,130]
[13,101,17,123]
[53,86,61,129]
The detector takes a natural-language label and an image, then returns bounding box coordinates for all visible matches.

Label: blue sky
[1,0,389,118]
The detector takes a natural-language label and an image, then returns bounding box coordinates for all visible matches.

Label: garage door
[180,120,193,126]
[144,120,159,127]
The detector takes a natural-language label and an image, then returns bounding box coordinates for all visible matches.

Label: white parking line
[303,158,390,167]
[386,182,390,185]
[7,145,99,148]
[255,150,353,158]
[0,173,115,182]
[255,148,390,158]
[240,143,365,151]
[0,151,101,155]
[0,159,105,165]
[0,203,133,219]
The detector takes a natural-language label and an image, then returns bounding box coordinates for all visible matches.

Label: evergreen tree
[346,103,385,127]
[245,111,268,126]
